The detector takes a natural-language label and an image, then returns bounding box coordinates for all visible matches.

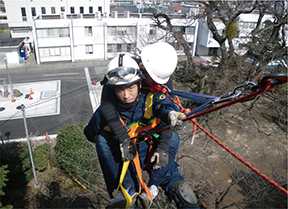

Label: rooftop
[0,38,25,48]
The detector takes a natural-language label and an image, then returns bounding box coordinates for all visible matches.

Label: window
[98,6,102,13]
[50,48,61,56]
[60,47,71,56]
[39,48,50,57]
[117,44,122,52]
[41,7,46,14]
[31,7,36,17]
[86,45,93,54]
[85,26,92,36]
[185,27,194,35]
[208,48,218,56]
[51,7,56,14]
[21,7,27,21]
[89,7,93,13]
[107,26,116,35]
[149,25,156,35]
[107,44,117,53]
[107,26,136,36]
[59,28,69,37]
[39,47,70,57]
[70,7,74,14]
[48,28,59,38]
[61,7,65,12]
[127,26,136,35]
[80,7,84,13]
[37,28,70,38]
[37,29,48,38]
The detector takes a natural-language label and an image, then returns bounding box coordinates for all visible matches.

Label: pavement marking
[43,73,79,77]
[1,134,58,144]
[84,67,99,113]
[0,80,61,121]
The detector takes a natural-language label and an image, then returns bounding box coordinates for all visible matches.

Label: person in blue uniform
[84,52,200,209]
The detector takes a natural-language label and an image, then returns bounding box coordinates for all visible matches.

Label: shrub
[0,143,33,188]
[0,165,13,209]
[33,143,57,171]
[54,123,102,187]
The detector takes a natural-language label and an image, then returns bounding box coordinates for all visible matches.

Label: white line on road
[84,67,99,113]
[43,73,79,77]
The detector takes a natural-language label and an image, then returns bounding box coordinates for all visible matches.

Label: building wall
[32,16,199,63]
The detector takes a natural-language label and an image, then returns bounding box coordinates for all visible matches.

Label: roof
[0,38,25,49]
[110,5,138,13]
[172,5,182,11]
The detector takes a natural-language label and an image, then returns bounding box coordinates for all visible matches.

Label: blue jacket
[84,92,179,142]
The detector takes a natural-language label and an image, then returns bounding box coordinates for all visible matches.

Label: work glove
[119,137,136,161]
[168,111,187,133]
[150,147,168,169]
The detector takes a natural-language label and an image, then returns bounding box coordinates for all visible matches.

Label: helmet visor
[106,67,138,84]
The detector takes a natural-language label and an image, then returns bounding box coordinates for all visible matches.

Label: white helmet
[141,42,178,84]
[106,54,141,86]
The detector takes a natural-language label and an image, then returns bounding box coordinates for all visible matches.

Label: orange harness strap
[125,120,153,202]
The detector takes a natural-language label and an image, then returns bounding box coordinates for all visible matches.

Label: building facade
[4,0,284,65]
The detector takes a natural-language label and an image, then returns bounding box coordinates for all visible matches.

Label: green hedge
[54,123,102,187]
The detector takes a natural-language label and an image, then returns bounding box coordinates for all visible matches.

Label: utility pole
[17,104,38,185]
[4,57,15,102]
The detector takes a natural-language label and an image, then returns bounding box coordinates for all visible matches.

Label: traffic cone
[45,132,50,140]
[11,95,15,102]
[93,79,96,85]
[29,93,33,100]
[30,88,34,94]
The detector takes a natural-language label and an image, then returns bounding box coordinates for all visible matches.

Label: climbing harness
[139,73,288,196]
[104,92,163,208]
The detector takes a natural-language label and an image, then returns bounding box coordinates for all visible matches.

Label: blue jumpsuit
[84,92,184,199]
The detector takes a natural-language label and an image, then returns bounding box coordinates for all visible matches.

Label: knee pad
[171,179,199,208]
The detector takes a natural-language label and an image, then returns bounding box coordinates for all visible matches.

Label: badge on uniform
[156,94,166,100]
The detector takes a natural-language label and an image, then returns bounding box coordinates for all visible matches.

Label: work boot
[138,185,158,209]
[106,189,138,208]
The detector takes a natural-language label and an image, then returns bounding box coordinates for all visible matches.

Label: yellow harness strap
[113,160,132,209]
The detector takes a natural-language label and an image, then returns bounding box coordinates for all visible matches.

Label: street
[0,60,108,141]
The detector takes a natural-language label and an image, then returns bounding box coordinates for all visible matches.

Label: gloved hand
[150,147,168,169]
[119,137,136,161]
[168,111,187,133]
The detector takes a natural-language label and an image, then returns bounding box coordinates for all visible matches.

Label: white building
[32,13,198,63]
[4,0,284,65]
[4,0,109,53]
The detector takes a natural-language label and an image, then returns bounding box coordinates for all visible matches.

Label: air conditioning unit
[111,11,117,18]
[103,12,107,18]
[77,14,83,18]
[61,13,65,19]
[124,11,129,18]
[95,12,99,18]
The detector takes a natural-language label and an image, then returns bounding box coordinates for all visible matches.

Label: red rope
[192,119,288,196]
[136,79,288,196]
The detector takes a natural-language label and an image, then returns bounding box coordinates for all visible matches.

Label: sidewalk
[0,53,110,71]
